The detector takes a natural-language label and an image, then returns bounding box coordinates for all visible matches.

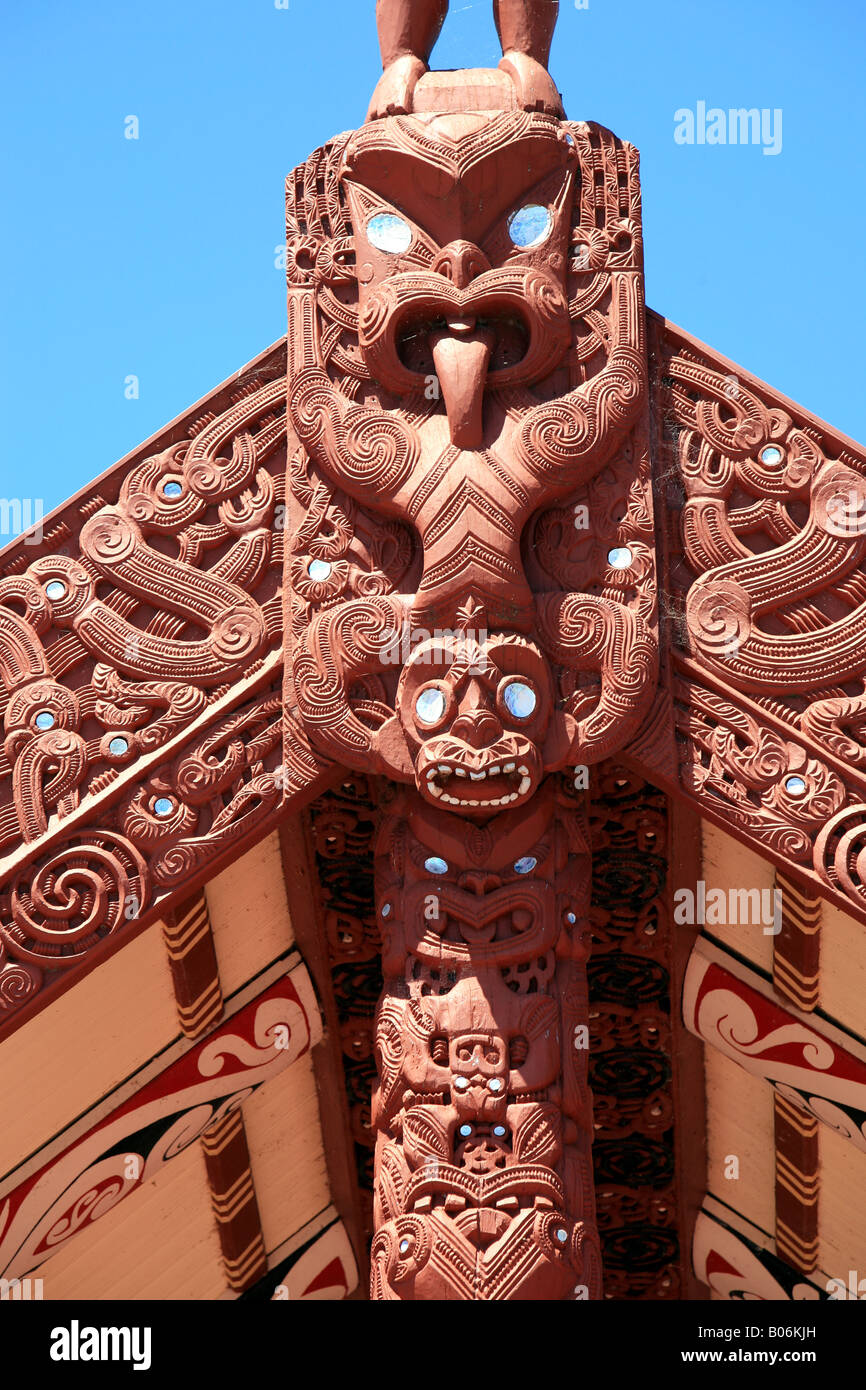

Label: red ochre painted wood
[1,0,865,1300]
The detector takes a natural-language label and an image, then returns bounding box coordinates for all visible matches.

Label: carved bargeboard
[648,316,866,923]
[2,7,866,1305]
[0,352,300,1019]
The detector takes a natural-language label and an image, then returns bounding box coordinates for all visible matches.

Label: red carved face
[341,115,577,446]
[394,631,558,815]
[448,1032,509,1122]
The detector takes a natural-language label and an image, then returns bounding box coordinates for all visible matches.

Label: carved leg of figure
[367,0,449,120]
[494,0,563,115]
[536,592,659,763]
[292,594,412,773]
[370,780,603,1300]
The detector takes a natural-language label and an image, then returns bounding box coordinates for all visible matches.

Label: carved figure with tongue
[280,5,662,1301]
[285,52,659,806]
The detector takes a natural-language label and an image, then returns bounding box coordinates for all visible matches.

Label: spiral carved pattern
[1,831,148,968]
[656,316,866,923]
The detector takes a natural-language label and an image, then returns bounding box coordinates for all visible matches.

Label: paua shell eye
[502,680,537,719]
[367,213,412,253]
[513,856,537,874]
[415,687,447,725]
[507,204,553,249]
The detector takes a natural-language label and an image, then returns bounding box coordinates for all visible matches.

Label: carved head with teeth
[392,627,575,816]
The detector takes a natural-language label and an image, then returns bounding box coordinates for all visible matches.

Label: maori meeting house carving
[2,0,865,1303]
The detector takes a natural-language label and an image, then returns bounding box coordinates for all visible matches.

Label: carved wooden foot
[366,54,428,119]
[499,51,563,115]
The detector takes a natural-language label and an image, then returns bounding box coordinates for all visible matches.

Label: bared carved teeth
[432,785,523,806]
[447,315,477,335]
[422,756,537,805]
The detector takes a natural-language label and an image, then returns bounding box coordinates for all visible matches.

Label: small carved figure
[368,0,562,119]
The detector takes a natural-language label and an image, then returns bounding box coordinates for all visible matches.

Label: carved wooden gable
[2,4,865,1303]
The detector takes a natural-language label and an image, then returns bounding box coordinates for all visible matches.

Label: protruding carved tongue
[431,319,495,449]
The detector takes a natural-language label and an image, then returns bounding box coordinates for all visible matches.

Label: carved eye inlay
[415,686,447,725]
[608,546,633,570]
[307,558,332,581]
[367,213,412,254]
[501,680,537,719]
[508,204,553,250]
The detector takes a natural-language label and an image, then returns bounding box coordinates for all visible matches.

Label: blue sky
[2,0,864,540]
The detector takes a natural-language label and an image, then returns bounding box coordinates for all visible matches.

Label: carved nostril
[451,710,502,748]
[431,240,491,290]
[458,871,502,895]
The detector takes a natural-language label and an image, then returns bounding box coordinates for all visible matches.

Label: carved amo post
[283,49,658,1297]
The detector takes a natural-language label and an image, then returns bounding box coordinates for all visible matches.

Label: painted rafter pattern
[0,956,320,1283]
[693,1200,830,1301]
[683,939,866,1155]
